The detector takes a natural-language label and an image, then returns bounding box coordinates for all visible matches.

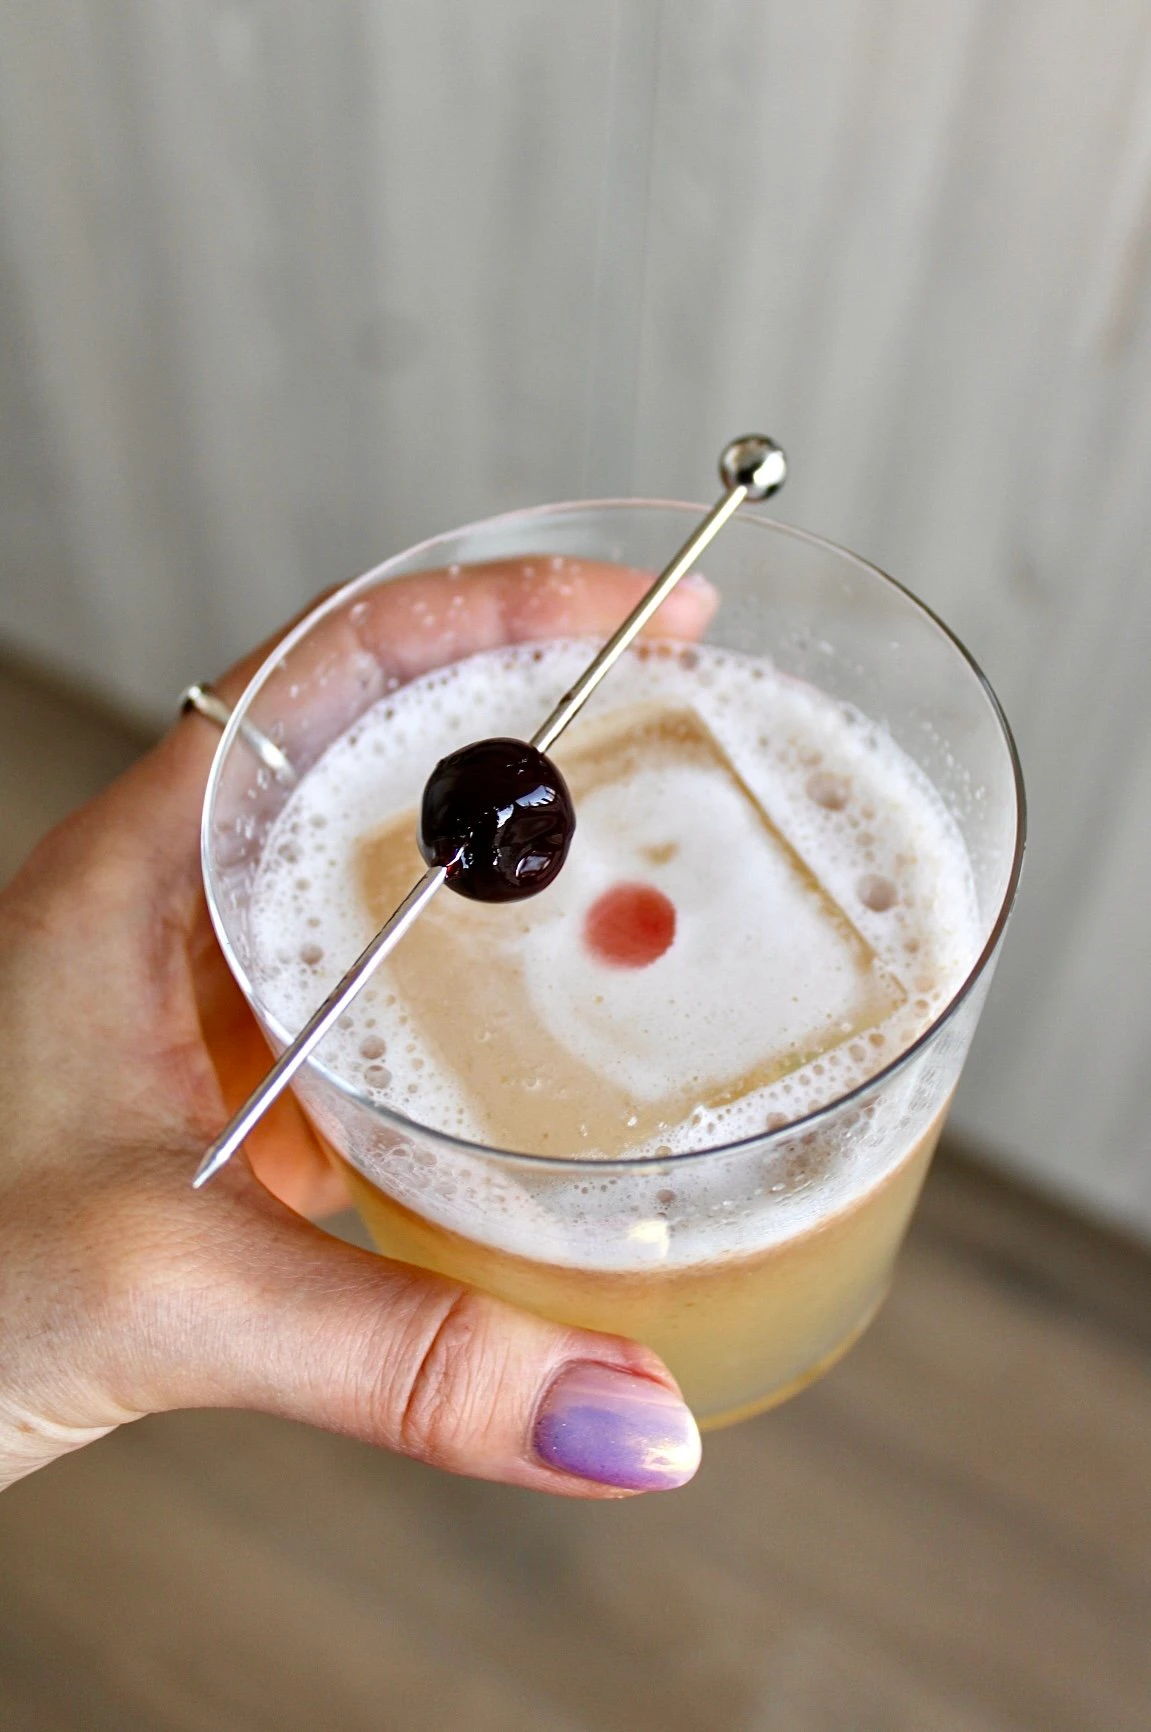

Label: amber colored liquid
[336,1116,943,1429]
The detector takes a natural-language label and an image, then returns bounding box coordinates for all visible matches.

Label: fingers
[206,557,718,708]
[59,556,716,1225]
[109,1172,701,1499]
[141,557,718,873]
[341,557,718,686]
[190,935,350,1217]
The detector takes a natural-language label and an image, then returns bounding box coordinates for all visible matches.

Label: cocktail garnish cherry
[418,738,576,902]
[192,436,787,1188]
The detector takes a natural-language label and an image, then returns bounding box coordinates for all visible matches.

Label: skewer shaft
[195,495,740,1190]
[192,866,446,1187]
[193,435,786,1186]
[531,486,746,753]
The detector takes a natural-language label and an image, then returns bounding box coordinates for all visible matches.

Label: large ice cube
[357,704,905,1156]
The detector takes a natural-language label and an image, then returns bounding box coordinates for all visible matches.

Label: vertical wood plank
[2,0,1150,1227]
[634,0,1151,1232]
[0,0,633,714]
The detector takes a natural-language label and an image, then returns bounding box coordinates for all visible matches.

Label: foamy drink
[245,636,982,1423]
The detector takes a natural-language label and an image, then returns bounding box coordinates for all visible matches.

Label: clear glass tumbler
[203,503,1024,1429]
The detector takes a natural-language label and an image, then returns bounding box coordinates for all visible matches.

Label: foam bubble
[245,638,981,1257]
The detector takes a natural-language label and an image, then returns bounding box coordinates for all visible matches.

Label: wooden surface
[0,652,150,885]
[1,657,1149,1731]
[0,3,1149,1236]
[1,1162,1148,1732]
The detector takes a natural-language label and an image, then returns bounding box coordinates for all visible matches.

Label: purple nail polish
[533,1363,701,1491]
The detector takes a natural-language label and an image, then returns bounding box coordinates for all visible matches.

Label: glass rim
[202,497,1027,1173]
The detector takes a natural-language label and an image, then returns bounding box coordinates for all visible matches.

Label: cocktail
[202,494,1023,1428]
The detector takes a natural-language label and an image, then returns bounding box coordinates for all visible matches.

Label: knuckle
[391,1286,506,1465]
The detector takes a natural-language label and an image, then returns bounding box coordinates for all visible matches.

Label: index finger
[136,557,718,874]
[212,556,717,716]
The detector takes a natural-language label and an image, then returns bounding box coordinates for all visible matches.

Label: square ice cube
[357,704,905,1155]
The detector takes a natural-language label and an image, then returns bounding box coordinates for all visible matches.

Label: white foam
[247,639,980,1175]
[513,737,903,1115]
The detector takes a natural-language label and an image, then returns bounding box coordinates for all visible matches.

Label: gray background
[1,1,1149,1234]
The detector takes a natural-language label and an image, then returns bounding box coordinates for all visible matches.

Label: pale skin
[0,562,715,1495]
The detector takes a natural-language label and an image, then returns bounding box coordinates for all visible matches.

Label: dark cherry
[419,737,576,902]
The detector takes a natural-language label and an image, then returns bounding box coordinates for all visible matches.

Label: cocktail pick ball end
[718,435,787,502]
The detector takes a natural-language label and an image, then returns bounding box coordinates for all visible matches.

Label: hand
[0,561,713,1497]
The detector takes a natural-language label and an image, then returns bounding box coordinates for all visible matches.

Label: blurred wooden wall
[1,1,1150,1235]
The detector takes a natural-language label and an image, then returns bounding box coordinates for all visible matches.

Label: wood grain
[1,4,1149,1233]
[0,1,632,716]
[632,0,1151,1235]
[0,651,150,884]
[0,1154,1148,1732]
[0,658,1148,1730]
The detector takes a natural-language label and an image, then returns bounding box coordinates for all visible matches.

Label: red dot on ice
[584,883,677,969]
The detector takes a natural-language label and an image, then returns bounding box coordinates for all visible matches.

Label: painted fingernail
[533,1363,701,1492]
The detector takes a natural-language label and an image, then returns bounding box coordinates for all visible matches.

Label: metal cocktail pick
[192,435,787,1188]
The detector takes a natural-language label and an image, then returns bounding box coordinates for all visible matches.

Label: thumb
[115,1171,702,1499]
